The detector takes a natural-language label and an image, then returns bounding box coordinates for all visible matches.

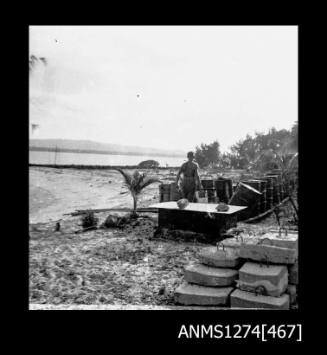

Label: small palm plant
[116,169,160,218]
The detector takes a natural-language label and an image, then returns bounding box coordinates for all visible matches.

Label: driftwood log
[242,197,290,223]
[66,207,158,216]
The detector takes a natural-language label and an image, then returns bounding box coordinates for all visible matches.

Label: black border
[10,22,312,346]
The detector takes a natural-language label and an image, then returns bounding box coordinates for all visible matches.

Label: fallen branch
[242,196,290,223]
[66,207,158,216]
[288,196,298,217]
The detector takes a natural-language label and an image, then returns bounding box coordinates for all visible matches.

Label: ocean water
[29,150,184,167]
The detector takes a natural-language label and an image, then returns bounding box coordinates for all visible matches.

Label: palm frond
[131,170,145,190]
[138,177,161,192]
[39,57,47,65]
[287,152,298,170]
[116,168,133,187]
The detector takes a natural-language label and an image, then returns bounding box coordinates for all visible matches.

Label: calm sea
[29,150,184,167]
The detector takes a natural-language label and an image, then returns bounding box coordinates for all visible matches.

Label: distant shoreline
[29,146,185,159]
[29,163,180,170]
[29,164,245,174]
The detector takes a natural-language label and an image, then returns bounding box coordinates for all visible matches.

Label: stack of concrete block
[226,230,298,309]
[174,245,242,306]
[287,259,298,306]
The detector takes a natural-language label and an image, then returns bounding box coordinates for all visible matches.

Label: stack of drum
[235,170,290,219]
[263,173,285,207]
[158,169,295,218]
[267,169,289,200]
[261,176,276,210]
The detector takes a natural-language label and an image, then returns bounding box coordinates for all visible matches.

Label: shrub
[80,212,98,230]
[138,160,160,169]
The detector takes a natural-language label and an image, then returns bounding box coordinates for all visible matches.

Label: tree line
[194,122,298,170]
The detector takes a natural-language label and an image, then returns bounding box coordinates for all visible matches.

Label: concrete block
[238,262,288,297]
[221,236,253,253]
[199,246,241,268]
[184,263,238,287]
[259,232,298,250]
[174,282,234,306]
[286,284,297,304]
[239,240,297,264]
[230,289,290,309]
[288,260,299,285]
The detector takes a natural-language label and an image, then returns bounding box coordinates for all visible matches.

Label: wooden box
[150,202,246,237]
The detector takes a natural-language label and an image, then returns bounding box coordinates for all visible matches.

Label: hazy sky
[29,26,297,153]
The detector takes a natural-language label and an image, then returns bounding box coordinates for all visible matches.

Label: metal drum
[242,179,267,214]
[269,171,285,199]
[201,179,217,203]
[170,182,181,201]
[206,189,217,203]
[265,174,281,204]
[159,183,171,202]
[229,182,262,220]
[215,178,233,203]
[201,179,215,190]
[262,176,274,209]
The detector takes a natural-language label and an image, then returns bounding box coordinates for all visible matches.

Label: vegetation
[116,169,160,217]
[193,122,298,170]
[101,214,131,229]
[80,212,98,230]
[138,160,160,169]
[195,141,220,168]
[228,122,298,169]
[29,54,47,72]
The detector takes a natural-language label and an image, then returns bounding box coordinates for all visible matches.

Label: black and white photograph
[29,25,298,312]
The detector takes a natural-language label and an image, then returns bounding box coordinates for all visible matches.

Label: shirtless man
[175,151,203,202]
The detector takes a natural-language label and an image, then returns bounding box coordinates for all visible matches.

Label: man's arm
[175,164,185,186]
[194,163,202,190]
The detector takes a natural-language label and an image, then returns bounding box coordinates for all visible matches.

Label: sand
[29,166,297,308]
[29,166,245,223]
[29,167,165,223]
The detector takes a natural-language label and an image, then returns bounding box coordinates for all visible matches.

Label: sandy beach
[29,167,167,223]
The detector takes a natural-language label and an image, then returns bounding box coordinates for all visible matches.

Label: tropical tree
[219,153,232,169]
[29,55,47,136]
[138,160,160,169]
[116,169,160,217]
[29,54,47,73]
[195,141,220,168]
[228,125,298,169]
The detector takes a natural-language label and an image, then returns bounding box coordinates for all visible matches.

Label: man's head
[187,151,194,162]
